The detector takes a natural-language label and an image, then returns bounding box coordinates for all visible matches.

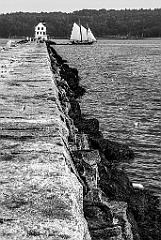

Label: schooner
[70,22,97,45]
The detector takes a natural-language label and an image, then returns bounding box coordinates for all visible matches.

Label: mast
[79,19,82,42]
[86,24,89,41]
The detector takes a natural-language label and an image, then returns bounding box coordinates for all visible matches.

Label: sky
[0,0,161,14]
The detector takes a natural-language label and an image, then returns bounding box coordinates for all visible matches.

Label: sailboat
[70,22,97,45]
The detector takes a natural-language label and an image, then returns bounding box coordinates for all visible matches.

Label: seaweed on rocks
[46,43,161,240]
[128,189,161,240]
[98,163,134,202]
[75,118,100,134]
[68,100,82,123]
[87,131,135,163]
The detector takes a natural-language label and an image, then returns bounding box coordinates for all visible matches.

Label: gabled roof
[35,22,46,28]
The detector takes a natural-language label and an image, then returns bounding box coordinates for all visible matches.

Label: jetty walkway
[0,42,90,240]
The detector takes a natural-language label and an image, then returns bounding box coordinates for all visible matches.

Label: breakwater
[0,41,90,240]
[0,40,161,240]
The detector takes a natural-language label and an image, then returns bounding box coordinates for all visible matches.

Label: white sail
[87,28,97,42]
[70,23,81,41]
[80,25,88,41]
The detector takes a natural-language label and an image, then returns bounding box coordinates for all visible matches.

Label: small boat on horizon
[70,21,97,45]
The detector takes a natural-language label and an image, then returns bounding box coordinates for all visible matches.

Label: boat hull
[70,41,95,45]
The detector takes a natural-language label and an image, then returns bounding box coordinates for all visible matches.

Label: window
[41,27,44,30]
[37,32,39,35]
[43,32,45,35]
[38,27,40,30]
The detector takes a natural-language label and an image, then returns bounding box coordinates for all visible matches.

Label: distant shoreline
[1,37,161,41]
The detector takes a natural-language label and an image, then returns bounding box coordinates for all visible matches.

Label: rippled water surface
[55,39,161,198]
[0,38,9,47]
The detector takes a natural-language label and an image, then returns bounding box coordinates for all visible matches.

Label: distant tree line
[0,8,161,39]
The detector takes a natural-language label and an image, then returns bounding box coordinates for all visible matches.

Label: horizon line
[0,7,161,15]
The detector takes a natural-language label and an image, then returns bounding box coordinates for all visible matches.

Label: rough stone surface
[0,42,91,240]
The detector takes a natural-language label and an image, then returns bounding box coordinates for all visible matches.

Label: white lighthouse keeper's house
[35,22,47,41]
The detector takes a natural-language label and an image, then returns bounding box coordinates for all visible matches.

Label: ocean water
[54,39,161,200]
[0,38,21,49]
[0,38,11,48]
